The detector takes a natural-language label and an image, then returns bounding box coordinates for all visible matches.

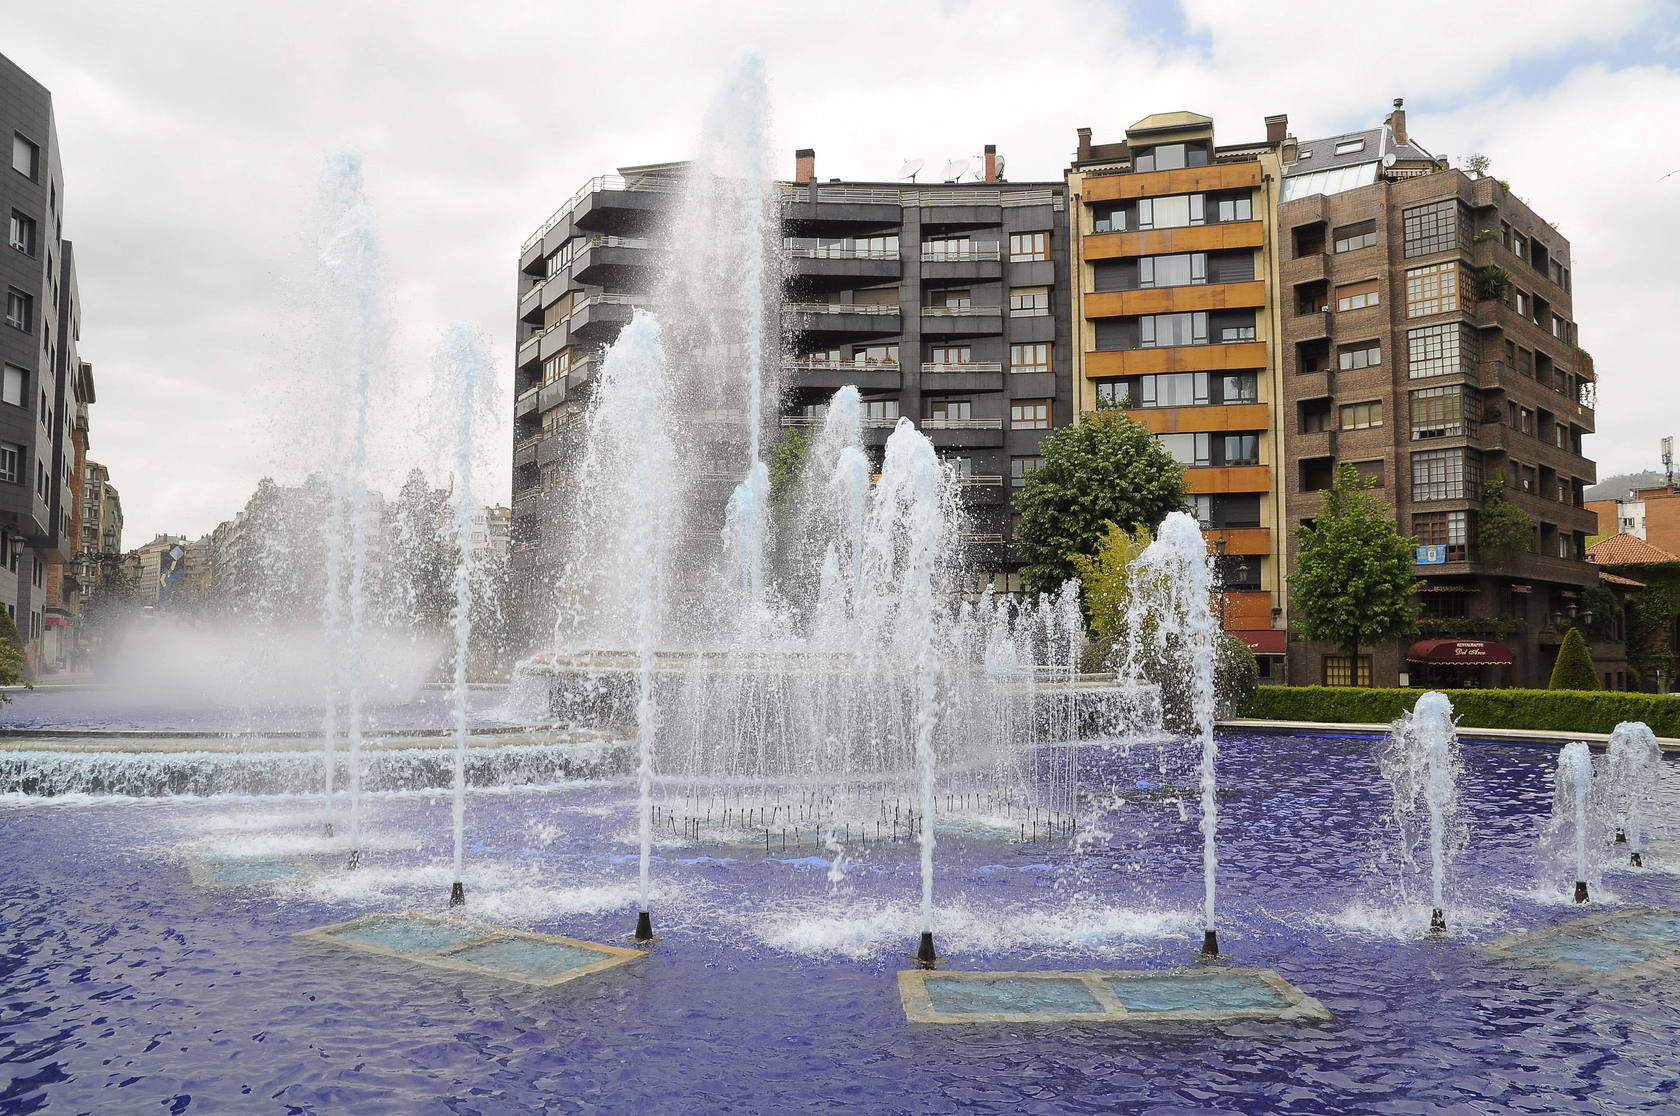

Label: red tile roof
[1588,532,1680,567]
[1599,570,1646,588]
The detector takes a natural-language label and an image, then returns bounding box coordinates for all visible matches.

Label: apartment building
[1065,112,1290,678]
[511,150,1071,639]
[1589,484,1680,555]
[2,52,85,673]
[1278,101,1601,689]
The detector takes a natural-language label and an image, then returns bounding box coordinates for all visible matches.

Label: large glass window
[11,134,38,180]
[1158,432,1211,466]
[1220,372,1259,403]
[4,288,30,332]
[1133,142,1210,172]
[1336,279,1379,312]
[1405,263,1462,317]
[1413,510,1469,561]
[1010,456,1043,488]
[1333,221,1376,253]
[1,364,22,407]
[1211,194,1252,223]
[1222,433,1260,465]
[1402,199,1469,258]
[1139,253,1206,288]
[1407,322,1477,379]
[1008,232,1049,262]
[928,400,972,422]
[1339,400,1383,430]
[861,400,899,421]
[1140,311,1207,348]
[1009,343,1051,373]
[1092,204,1126,233]
[1008,286,1050,316]
[1190,493,1262,528]
[1338,342,1381,370]
[1409,385,1472,440]
[927,345,970,365]
[1137,194,1205,230]
[8,211,35,256]
[924,236,974,261]
[1411,448,1479,501]
[1010,400,1051,429]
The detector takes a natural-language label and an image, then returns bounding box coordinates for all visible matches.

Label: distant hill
[1586,470,1668,502]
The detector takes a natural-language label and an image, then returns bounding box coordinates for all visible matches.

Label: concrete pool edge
[1221,719,1680,752]
[898,967,1332,1026]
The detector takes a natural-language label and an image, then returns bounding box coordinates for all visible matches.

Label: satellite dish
[942,158,970,183]
[1382,152,1397,168]
[994,154,1006,180]
[899,158,925,181]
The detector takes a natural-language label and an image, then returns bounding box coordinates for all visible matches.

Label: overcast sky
[5,0,1679,544]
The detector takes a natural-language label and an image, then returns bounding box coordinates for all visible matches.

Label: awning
[1233,630,1286,655]
[1406,639,1514,666]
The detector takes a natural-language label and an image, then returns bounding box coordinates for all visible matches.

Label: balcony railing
[780,415,901,428]
[961,532,1006,544]
[521,173,681,254]
[785,358,901,372]
[518,283,544,311]
[583,235,650,251]
[921,243,1001,262]
[517,333,543,360]
[921,418,1004,430]
[955,474,1004,486]
[782,238,898,260]
[777,183,1063,210]
[921,305,998,317]
[920,361,1003,373]
[785,302,901,316]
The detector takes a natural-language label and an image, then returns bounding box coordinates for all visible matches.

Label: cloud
[3,0,1673,541]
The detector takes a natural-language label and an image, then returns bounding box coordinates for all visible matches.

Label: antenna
[1664,435,1674,488]
[994,154,1006,181]
[941,158,969,183]
[899,158,924,182]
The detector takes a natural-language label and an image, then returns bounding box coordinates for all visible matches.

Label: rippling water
[2,733,1676,1114]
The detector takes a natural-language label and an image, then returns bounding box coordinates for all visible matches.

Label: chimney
[1076,127,1092,162]
[794,148,815,184]
[983,144,999,183]
[1386,98,1407,145]
[1264,114,1288,145]
[1280,135,1298,164]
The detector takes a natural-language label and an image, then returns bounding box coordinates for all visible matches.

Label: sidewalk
[1221,718,1680,752]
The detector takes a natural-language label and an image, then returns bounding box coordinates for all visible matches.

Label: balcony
[1081,161,1262,203]
[921,243,1003,282]
[920,304,1003,337]
[514,384,541,418]
[920,417,1006,449]
[784,358,902,392]
[1085,340,1267,378]
[521,171,678,255]
[1083,221,1264,262]
[518,282,544,322]
[918,361,1004,392]
[568,294,645,342]
[572,236,652,286]
[1083,280,1267,319]
[1206,527,1270,556]
[784,302,902,338]
[516,332,543,370]
[783,238,901,285]
[1279,251,1329,289]
[956,475,1008,506]
[1126,403,1269,434]
[1185,465,1269,494]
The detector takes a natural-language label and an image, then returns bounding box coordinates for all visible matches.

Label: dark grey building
[510,149,1071,638]
[1,51,79,668]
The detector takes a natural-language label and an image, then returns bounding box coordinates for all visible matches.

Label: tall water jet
[1550,741,1596,903]
[1604,721,1662,868]
[1378,692,1464,934]
[430,325,497,907]
[311,154,388,868]
[1120,512,1221,958]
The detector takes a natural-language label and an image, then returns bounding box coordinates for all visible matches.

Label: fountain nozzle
[1630,851,1644,868]
[323,821,334,838]
[346,849,362,871]
[915,931,938,968]
[1615,828,1627,844]
[1199,929,1220,959]
[448,881,465,908]
[1573,880,1590,904]
[634,910,655,942]
[1429,908,1447,935]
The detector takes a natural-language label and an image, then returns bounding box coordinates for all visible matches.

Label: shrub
[1239,686,1680,737]
[1548,627,1598,691]
[0,607,24,693]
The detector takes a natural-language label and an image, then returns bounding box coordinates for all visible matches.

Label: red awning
[1233,630,1286,655]
[1406,639,1514,666]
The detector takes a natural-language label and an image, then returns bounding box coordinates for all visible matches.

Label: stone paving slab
[898,966,1331,1025]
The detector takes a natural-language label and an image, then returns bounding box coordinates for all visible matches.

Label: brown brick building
[1278,101,1603,689]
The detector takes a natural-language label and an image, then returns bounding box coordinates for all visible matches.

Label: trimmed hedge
[1240,685,1680,737]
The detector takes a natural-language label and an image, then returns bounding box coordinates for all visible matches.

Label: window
[1402,199,1468,257]
[1008,232,1048,262]
[5,289,30,332]
[1323,655,1372,686]
[1139,253,1206,288]
[1412,448,1479,501]
[1219,372,1258,403]
[1405,263,1461,317]
[11,134,38,180]
[1301,400,1331,433]
[928,345,971,366]
[1339,400,1383,430]
[1133,142,1210,172]
[1407,322,1477,379]
[1008,286,1049,317]
[1137,194,1205,230]
[1009,343,1051,373]
[8,211,35,256]
[1333,137,1367,156]
[1410,385,1472,440]
[1157,433,1211,466]
[1010,400,1051,429]
[1010,456,1043,488]
[924,236,973,261]
[1092,204,1127,233]
[1222,433,1260,465]
[929,288,971,310]
[1333,221,1376,253]
[1190,493,1262,529]
[1211,194,1252,224]
[0,442,17,483]
[928,400,972,422]
[1338,342,1381,370]
[1514,289,1531,318]
[861,400,899,421]
[855,344,899,365]
[2,365,25,408]
[1335,279,1379,312]
[1140,311,1207,348]
[1413,511,1469,561]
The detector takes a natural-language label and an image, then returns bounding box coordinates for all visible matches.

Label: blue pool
[2,732,1677,1114]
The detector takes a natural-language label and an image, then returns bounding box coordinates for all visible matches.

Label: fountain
[1605,721,1662,868]
[1377,691,1465,934]
[1548,741,1598,904]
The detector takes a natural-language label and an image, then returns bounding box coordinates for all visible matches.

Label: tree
[1477,476,1534,568]
[1069,521,1153,658]
[1549,626,1599,690]
[1291,464,1421,684]
[1015,410,1186,596]
[0,607,24,695]
[767,425,813,505]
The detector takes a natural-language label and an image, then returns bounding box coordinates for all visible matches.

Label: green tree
[1291,464,1421,684]
[0,606,25,694]
[1015,410,1186,596]
[767,425,813,505]
[1548,626,1599,690]
[1477,476,1533,568]
[1068,521,1153,657]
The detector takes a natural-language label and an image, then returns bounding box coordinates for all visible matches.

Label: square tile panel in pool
[899,968,1330,1025]
[295,911,645,988]
[1482,907,1680,980]
[187,855,317,889]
